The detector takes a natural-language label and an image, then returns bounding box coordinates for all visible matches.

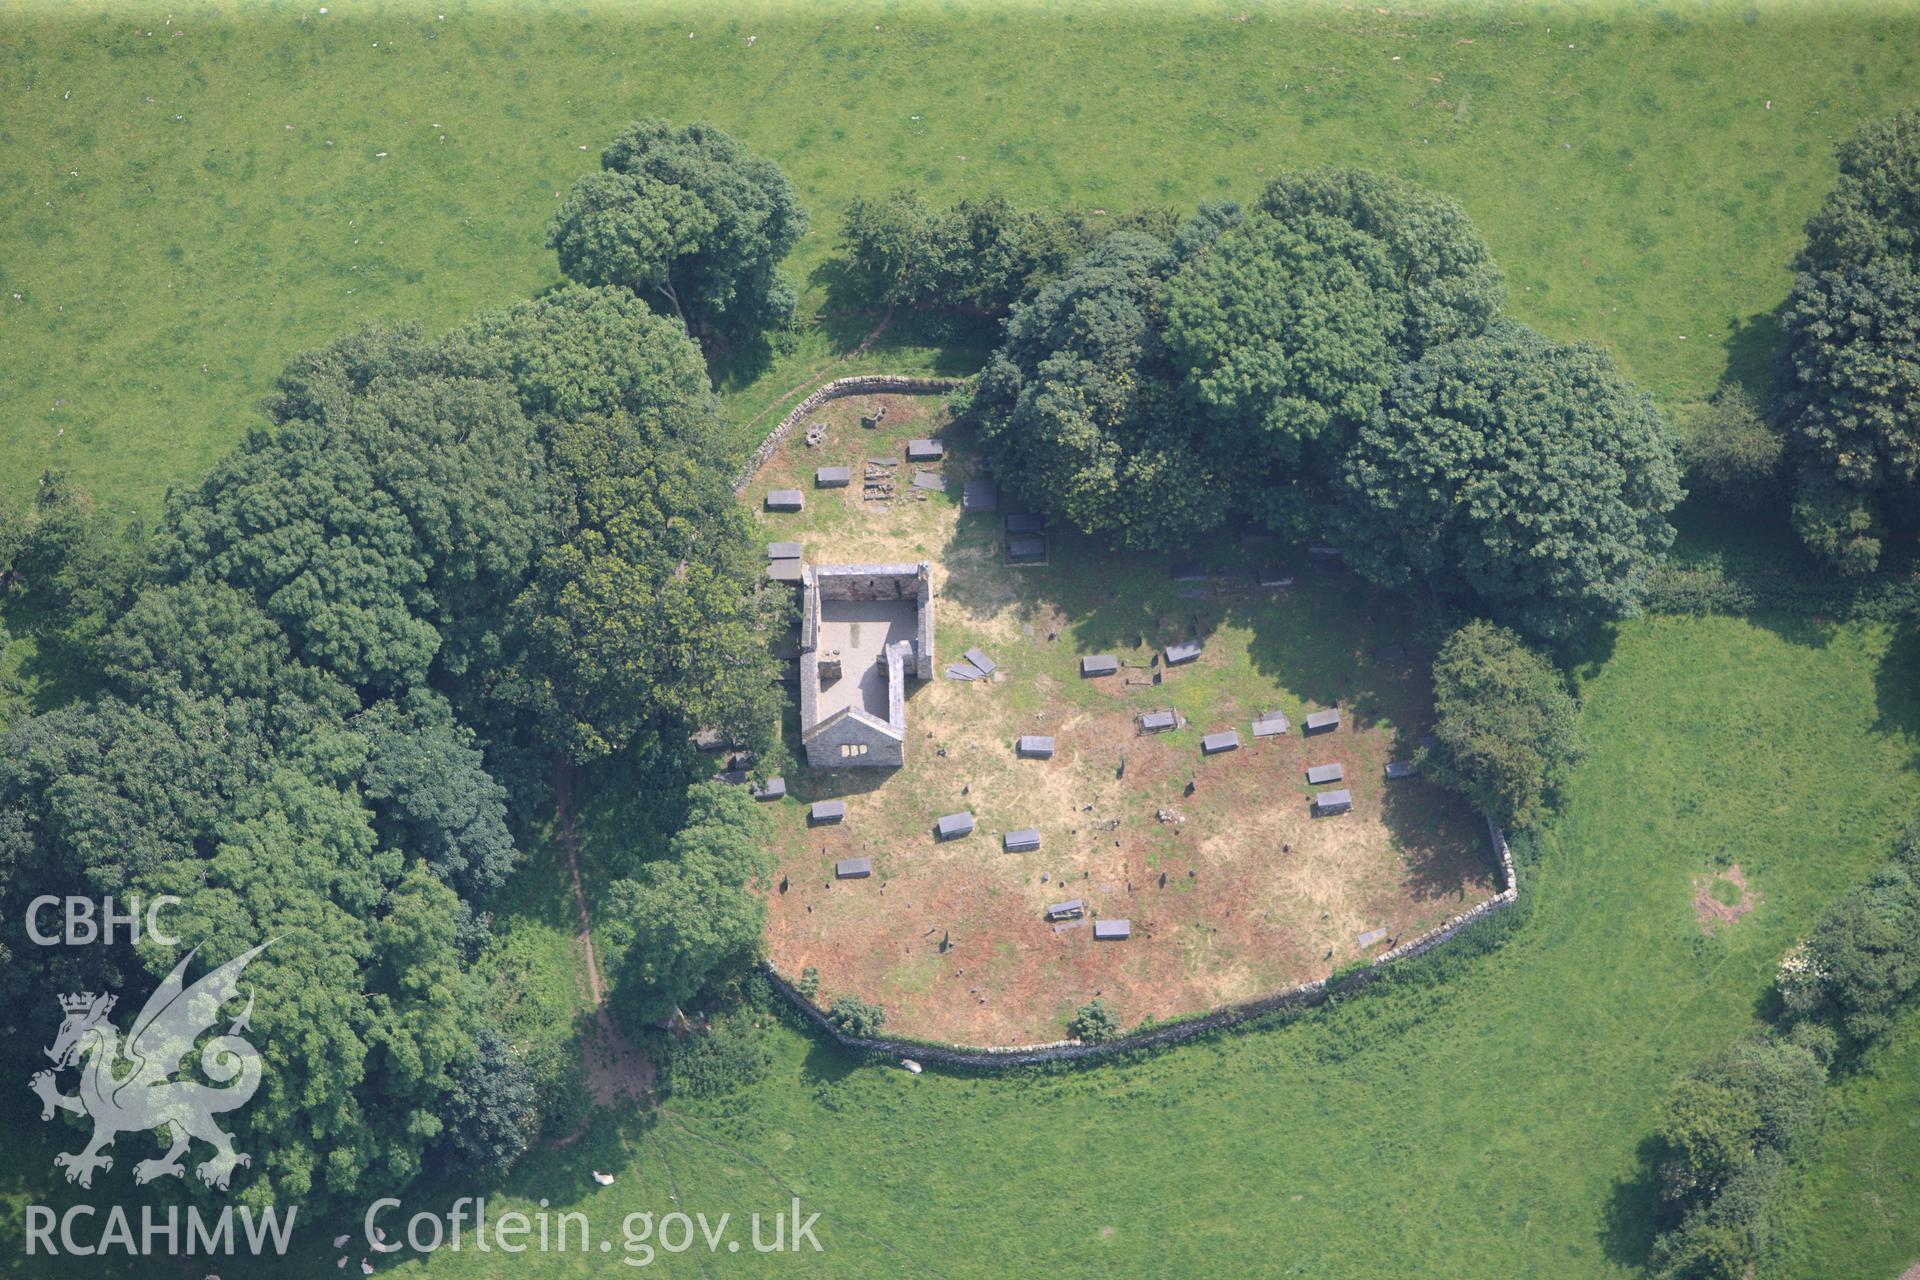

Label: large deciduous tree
[548,119,807,355]
[501,410,783,761]
[1160,169,1504,533]
[1335,322,1682,640]
[1778,107,1920,574]
[456,284,719,450]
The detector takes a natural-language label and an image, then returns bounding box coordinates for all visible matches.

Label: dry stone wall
[732,374,969,495]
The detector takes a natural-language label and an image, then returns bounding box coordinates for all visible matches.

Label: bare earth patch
[581,1008,655,1108]
[1693,864,1761,936]
[750,394,1500,1045]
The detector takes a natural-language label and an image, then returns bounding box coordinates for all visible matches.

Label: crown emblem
[59,992,105,1014]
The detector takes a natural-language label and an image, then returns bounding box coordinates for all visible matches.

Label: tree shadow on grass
[1600,1133,1665,1268]
[806,258,887,354]
[1873,623,1920,768]
[709,326,780,396]
[1719,302,1786,399]
[1381,780,1499,906]
[799,1033,863,1086]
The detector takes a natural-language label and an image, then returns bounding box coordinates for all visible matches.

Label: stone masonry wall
[732,374,969,496]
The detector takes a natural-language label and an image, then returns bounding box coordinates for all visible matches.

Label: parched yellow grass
[754,394,1498,1044]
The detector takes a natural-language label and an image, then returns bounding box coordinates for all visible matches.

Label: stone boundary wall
[766,817,1519,1070]
[732,374,969,495]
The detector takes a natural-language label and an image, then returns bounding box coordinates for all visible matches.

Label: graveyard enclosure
[745,392,1501,1046]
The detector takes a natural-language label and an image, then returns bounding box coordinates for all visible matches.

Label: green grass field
[4,613,1913,1277]
[6,2,1920,1276]
[5,0,1920,517]
[1768,1007,1920,1280]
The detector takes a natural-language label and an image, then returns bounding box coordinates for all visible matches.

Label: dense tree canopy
[976,230,1240,549]
[1163,208,1403,465]
[0,301,764,1206]
[500,409,783,761]
[1159,169,1504,532]
[600,783,774,1031]
[160,327,547,695]
[1778,108,1920,573]
[549,119,807,351]
[1253,169,1504,353]
[974,170,1533,551]
[456,284,719,449]
[1336,323,1683,640]
[0,471,146,666]
[359,694,516,903]
[837,191,1103,317]
[1424,621,1585,830]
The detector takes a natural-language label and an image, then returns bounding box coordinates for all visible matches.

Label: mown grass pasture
[5,0,1920,515]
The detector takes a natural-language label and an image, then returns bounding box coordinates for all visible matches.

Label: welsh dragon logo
[29,943,269,1192]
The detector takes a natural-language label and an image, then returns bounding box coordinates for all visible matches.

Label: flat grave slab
[935,812,975,840]
[1165,640,1204,666]
[962,480,1000,512]
[1304,709,1341,734]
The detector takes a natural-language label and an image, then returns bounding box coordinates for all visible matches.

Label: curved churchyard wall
[767,817,1520,1069]
[732,374,969,495]
[745,371,1519,1068]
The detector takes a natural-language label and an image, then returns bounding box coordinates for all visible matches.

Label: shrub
[1646,1041,1823,1279]
[1680,383,1785,498]
[836,191,1098,319]
[1067,998,1120,1043]
[826,995,886,1038]
[796,965,820,1000]
[1424,621,1585,830]
[665,1008,772,1099]
[1786,852,1920,1051]
[434,1025,539,1179]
